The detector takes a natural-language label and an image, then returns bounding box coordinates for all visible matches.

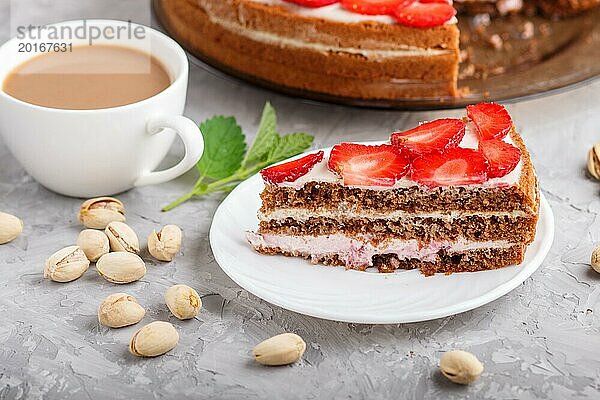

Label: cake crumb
[459,49,470,63]
[497,0,523,16]
[521,21,534,39]
[472,14,491,28]
[459,63,476,79]
[488,34,504,50]
[539,23,551,36]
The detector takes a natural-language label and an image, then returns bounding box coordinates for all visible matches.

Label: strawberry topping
[390,118,466,158]
[392,1,456,28]
[478,139,521,178]
[283,0,340,7]
[466,102,513,140]
[341,0,406,15]
[410,148,488,187]
[261,151,324,184]
[328,143,410,186]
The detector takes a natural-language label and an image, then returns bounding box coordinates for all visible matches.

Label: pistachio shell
[96,252,146,284]
[591,246,600,273]
[439,350,484,385]
[129,321,179,357]
[105,222,139,254]
[148,225,182,262]
[44,246,90,283]
[164,284,201,320]
[78,197,125,229]
[253,333,306,366]
[0,211,23,245]
[77,229,109,262]
[588,144,600,180]
[98,293,145,328]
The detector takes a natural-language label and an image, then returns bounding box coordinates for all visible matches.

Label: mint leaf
[197,116,246,180]
[242,102,278,167]
[163,103,315,212]
[267,132,314,163]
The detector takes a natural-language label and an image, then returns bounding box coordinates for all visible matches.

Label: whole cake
[247,103,540,275]
[155,0,599,101]
[155,0,462,99]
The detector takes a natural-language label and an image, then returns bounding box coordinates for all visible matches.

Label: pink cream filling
[247,232,512,268]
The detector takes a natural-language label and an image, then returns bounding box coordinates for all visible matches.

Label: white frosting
[250,0,458,25]
[247,232,513,268]
[260,208,530,222]
[197,0,454,58]
[278,123,523,190]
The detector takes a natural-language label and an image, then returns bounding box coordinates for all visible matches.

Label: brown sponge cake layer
[252,242,525,276]
[260,181,536,214]
[259,214,537,244]
[154,0,460,99]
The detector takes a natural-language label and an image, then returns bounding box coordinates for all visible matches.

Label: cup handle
[133,115,204,187]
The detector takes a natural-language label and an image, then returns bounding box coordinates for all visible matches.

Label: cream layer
[259,208,530,223]
[247,232,514,267]
[197,0,454,59]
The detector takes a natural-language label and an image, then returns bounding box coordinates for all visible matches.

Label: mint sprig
[162,102,314,211]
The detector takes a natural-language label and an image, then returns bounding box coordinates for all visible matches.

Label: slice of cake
[247,103,539,276]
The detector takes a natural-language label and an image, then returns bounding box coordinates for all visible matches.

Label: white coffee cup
[0,20,204,197]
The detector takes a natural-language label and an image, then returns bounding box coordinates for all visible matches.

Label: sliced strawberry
[390,118,466,158]
[261,151,324,184]
[466,102,513,140]
[478,139,521,178]
[341,0,406,15]
[328,143,410,186]
[283,0,340,7]
[410,148,488,187]
[392,2,456,28]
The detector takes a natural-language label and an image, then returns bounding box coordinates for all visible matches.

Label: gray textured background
[1,1,600,399]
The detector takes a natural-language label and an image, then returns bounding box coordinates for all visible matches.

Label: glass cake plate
[154,2,600,110]
[209,144,555,324]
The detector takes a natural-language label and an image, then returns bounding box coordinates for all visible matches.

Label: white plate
[209,168,554,324]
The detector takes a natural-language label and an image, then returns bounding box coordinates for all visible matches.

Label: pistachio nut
[148,225,182,262]
[77,229,110,262]
[591,245,600,273]
[439,350,484,385]
[0,211,23,245]
[98,293,145,328]
[164,284,201,320]
[588,144,600,180]
[78,197,125,229]
[44,246,90,283]
[96,252,146,284]
[253,333,306,366]
[129,321,179,357]
[105,222,139,254]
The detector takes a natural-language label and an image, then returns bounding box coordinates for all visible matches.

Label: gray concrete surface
[1,1,600,399]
